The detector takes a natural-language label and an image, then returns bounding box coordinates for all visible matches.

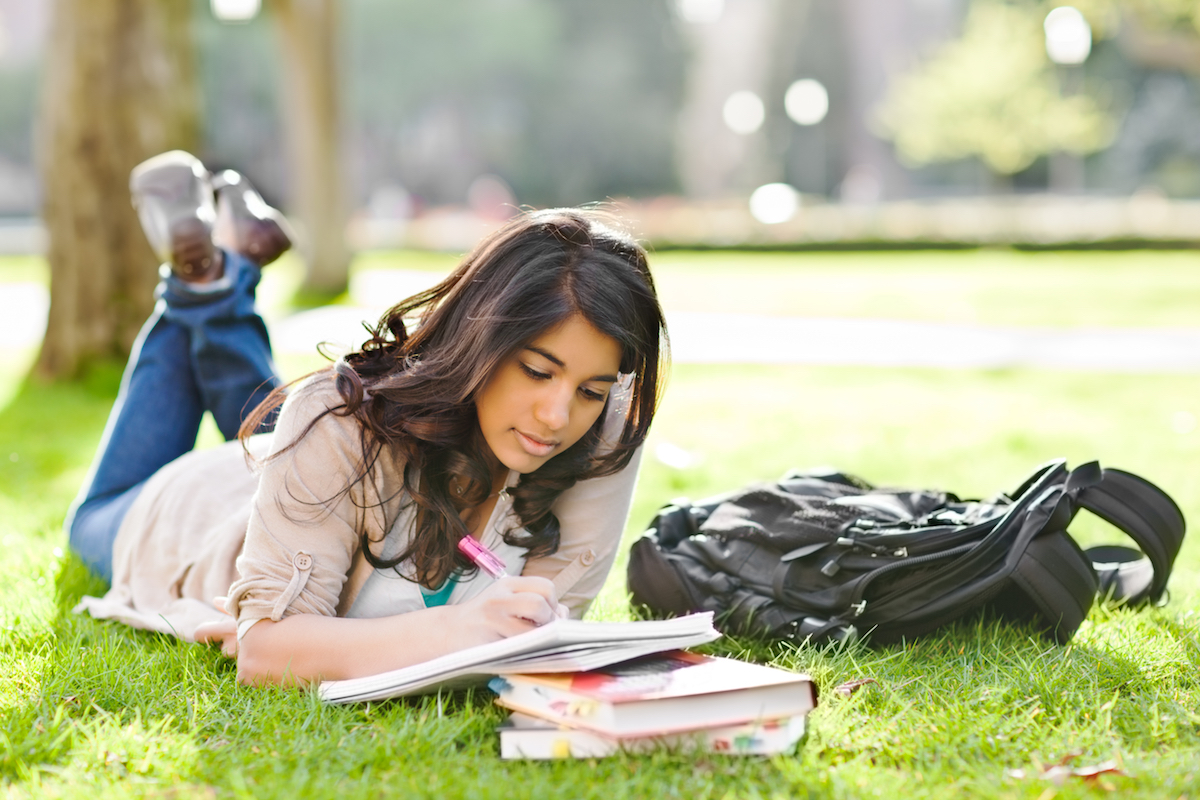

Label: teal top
[420,572,459,608]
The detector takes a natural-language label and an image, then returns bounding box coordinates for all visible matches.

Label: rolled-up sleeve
[226,378,398,633]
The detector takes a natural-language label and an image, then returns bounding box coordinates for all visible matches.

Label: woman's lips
[515,430,557,458]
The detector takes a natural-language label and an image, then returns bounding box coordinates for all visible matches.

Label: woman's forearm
[236,606,464,686]
[235,575,563,686]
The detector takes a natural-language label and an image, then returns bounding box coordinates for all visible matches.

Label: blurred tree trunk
[36,0,199,380]
[836,0,911,202]
[675,0,781,199]
[271,0,351,294]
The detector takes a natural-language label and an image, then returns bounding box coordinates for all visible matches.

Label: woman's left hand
[194,596,238,658]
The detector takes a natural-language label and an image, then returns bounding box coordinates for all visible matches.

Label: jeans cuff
[156,250,249,307]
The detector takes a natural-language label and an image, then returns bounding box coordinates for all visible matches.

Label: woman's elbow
[235,620,292,686]
[235,643,276,686]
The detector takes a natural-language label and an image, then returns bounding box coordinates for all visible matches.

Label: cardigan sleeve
[226,376,400,632]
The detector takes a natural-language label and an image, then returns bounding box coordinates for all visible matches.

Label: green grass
[0,255,48,284]
[648,249,1200,328]
[337,247,1200,327]
[2,249,1199,798]
[10,247,1200,329]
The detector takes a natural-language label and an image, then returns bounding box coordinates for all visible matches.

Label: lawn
[357,246,1200,328]
[1,249,1198,799]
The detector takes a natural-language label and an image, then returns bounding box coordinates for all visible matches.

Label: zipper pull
[820,553,845,577]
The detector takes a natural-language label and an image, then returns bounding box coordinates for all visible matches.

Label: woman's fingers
[509,592,557,627]
[493,576,559,606]
[195,618,238,658]
[469,576,562,636]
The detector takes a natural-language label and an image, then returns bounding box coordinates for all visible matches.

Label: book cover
[498,712,807,759]
[489,650,817,737]
[318,612,721,703]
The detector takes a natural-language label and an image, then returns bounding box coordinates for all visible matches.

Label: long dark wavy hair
[241,208,667,588]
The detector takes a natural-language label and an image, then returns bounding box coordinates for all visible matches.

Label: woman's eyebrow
[524,344,564,367]
[523,345,619,383]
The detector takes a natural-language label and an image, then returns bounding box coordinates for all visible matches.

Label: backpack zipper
[842,480,1068,618]
[841,541,979,616]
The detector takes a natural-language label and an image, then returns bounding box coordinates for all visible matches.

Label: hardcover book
[488,649,817,738]
[498,711,808,759]
[496,710,806,762]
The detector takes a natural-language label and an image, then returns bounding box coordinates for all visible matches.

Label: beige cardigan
[74,375,641,642]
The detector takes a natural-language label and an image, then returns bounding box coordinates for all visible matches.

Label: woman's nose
[533,386,571,431]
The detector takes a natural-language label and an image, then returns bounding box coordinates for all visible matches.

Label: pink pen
[458,536,508,579]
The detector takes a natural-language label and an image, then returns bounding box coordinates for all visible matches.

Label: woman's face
[476,314,622,474]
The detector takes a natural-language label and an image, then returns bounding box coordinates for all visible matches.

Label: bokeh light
[784,78,829,126]
[675,0,725,24]
[749,183,799,224]
[1044,6,1091,65]
[723,90,765,135]
[211,0,261,22]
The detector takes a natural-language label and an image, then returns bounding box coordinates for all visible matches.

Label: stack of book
[316,611,816,759]
[489,649,817,760]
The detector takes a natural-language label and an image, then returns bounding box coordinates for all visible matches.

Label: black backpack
[627,460,1185,646]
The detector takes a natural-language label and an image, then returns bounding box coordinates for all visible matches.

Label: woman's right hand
[449,575,567,646]
[237,576,569,686]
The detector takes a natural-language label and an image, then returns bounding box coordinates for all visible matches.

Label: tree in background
[1117,0,1200,71]
[674,0,783,199]
[876,0,1115,182]
[339,0,683,209]
[271,0,350,295]
[36,0,198,380]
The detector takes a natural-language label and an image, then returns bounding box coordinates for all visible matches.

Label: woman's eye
[519,363,550,381]
[580,386,607,402]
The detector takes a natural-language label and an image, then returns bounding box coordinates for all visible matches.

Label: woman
[70,151,667,687]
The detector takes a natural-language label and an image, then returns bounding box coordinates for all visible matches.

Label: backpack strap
[1007,529,1097,642]
[854,462,1073,630]
[1065,462,1186,605]
[627,535,702,616]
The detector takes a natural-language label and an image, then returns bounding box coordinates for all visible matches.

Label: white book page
[319,612,719,703]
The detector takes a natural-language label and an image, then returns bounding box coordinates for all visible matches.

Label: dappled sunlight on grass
[0,255,48,284]
[0,347,36,415]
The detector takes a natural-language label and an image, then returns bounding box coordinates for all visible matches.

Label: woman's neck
[449,464,509,501]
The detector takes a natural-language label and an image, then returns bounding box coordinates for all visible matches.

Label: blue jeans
[65,252,281,582]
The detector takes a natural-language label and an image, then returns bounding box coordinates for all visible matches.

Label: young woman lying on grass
[69,151,667,687]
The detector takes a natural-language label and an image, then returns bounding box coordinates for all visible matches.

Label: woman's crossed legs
[66,152,287,582]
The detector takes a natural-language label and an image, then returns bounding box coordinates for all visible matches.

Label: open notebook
[319,612,721,703]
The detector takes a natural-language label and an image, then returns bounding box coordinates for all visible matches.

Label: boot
[129,150,224,283]
[212,170,293,267]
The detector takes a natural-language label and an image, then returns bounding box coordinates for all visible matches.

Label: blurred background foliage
[191,0,687,212]
[6,0,1200,216]
[877,1,1116,177]
[8,0,1200,376]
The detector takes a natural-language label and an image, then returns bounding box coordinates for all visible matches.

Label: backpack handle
[1066,462,1186,605]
